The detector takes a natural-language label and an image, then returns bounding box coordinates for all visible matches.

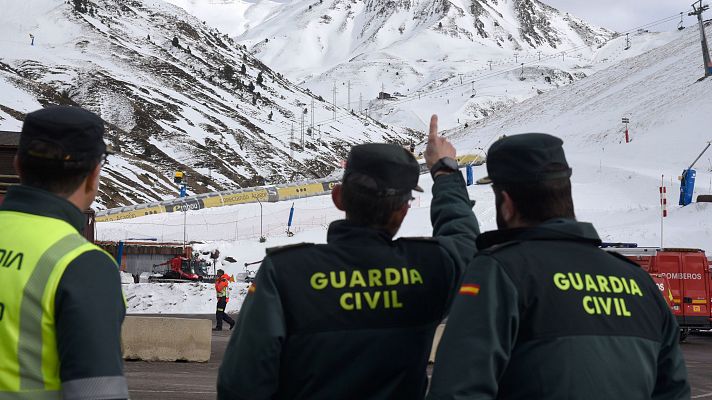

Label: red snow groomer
[152,255,201,281]
[603,243,712,340]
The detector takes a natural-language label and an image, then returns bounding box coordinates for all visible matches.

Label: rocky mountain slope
[236,0,614,76]
[168,0,629,130]
[0,0,417,208]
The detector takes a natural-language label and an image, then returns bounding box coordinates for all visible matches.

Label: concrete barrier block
[122,316,212,362]
[429,324,446,363]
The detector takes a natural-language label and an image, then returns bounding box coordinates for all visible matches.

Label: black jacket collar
[327,220,394,246]
[0,185,86,232]
[476,218,602,250]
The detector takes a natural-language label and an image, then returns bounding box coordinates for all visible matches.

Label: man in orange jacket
[214,269,235,331]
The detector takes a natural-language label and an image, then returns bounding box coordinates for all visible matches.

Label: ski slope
[443,22,712,249]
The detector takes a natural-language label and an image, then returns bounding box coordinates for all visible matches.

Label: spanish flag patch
[459,284,480,296]
[248,283,256,294]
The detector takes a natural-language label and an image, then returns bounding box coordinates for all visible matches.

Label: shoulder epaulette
[266,242,314,255]
[478,240,521,255]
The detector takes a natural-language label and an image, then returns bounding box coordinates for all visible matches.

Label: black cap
[477,133,572,185]
[20,106,110,168]
[344,143,423,196]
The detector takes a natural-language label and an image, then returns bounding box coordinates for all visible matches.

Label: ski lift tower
[689,0,712,78]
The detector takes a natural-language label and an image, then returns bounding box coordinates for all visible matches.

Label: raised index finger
[428,114,439,142]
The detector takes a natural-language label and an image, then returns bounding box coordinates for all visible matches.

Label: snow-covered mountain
[167,0,641,130]
[238,0,613,75]
[234,0,620,129]
[0,0,417,208]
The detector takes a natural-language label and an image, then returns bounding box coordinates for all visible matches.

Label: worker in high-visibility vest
[0,106,128,399]
[214,269,235,331]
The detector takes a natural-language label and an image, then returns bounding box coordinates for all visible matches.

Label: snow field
[124,281,251,314]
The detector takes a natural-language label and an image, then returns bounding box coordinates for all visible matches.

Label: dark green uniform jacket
[217,172,479,400]
[427,219,690,400]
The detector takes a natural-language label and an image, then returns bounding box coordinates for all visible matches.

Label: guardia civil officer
[0,106,128,399]
[427,134,689,400]
[217,115,480,399]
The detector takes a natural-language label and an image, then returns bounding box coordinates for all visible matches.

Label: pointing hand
[424,114,456,168]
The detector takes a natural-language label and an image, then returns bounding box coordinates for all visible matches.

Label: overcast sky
[542,0,701,32]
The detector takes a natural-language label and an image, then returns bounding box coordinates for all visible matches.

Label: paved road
[125,315,712,399]
[684,331,712,399]
[125,314,228,400]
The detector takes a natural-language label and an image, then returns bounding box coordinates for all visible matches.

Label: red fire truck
[604,245,712,340]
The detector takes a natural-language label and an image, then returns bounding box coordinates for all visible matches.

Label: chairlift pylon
[678,12,685,31]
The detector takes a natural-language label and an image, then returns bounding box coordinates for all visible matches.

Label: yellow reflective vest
[0,210,108,399]
[215,275,230,299]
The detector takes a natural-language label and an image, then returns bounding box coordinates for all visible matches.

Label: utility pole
[689,0,712,77]
[347,81,351,111]
[257,198,266,243]
[205,146,212,179]
[332,83,337,120]
[300,110,305,147]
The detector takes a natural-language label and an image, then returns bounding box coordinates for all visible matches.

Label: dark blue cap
[20,106,109,168]
[478,133,572,185]
[344,143,423,196]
